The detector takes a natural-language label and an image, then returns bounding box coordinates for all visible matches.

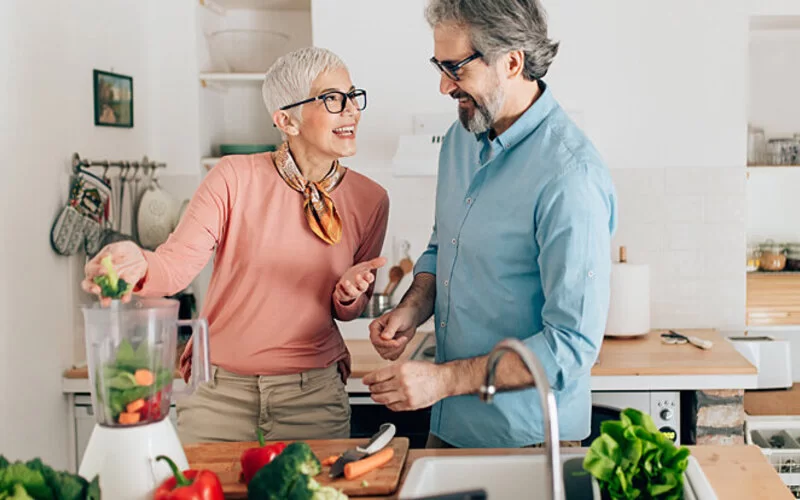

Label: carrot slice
[118,412,141,425]
[321,455,340,466]
[126,398,145,413]
[344,448,394,480]
[134,369,154,386]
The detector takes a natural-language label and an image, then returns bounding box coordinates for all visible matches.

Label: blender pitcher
[79,298,211,500]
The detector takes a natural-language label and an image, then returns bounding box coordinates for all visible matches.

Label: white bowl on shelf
[206,29,290,73]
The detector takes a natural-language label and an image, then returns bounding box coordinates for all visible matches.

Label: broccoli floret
[247,442,323,500]
[92,255,129,299]
[287,477,349,500]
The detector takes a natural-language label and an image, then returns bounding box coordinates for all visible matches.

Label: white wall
[311,0,750,326]
[0,0,12,457]
[1,0,198,467]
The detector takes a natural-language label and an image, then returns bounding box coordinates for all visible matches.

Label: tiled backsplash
[610,167,747,330]
[369,165,747,332]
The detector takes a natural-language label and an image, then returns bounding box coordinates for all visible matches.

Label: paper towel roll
[605,262,651,337]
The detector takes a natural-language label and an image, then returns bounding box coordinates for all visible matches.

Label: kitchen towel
[605,260,651,337]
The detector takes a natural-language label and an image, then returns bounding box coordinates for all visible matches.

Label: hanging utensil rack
[71,152,167,174]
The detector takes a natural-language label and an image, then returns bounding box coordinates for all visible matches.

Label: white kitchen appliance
[79,298,211,500]
[727,334,792,389]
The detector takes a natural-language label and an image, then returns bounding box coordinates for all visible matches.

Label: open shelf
[202,158,221,170]
[199,0,309,15]
[199,72,264,82]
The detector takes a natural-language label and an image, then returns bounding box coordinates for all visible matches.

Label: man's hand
[333,257,387,304]
[369,307,419,360]
[363,361,452,412]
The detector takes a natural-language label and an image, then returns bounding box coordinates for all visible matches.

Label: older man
[365,0,617,448]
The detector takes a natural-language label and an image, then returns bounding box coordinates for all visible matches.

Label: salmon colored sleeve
[333,192,390,321]
[135,159,238,297]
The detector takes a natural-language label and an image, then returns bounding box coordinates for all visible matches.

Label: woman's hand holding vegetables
[333,257,387,304]
[82,241,148,306]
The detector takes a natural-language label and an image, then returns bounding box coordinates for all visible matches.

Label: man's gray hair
[262,47,347,125]
[425,0,559,81]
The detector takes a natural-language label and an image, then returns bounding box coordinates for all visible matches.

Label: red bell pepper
[239,429,287,484]
[154,455,224,500]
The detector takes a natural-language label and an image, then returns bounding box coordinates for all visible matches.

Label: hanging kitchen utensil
[398,240,414,275]
[137,164,178,250]
[383,265,404,296]
[92,166,134,257]
[50,167,111,256]
[119,164,134,236]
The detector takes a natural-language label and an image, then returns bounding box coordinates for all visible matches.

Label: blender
[79,298,211,500]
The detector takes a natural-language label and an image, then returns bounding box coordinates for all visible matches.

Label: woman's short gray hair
[262,47,347,124]
[425,0,559,81]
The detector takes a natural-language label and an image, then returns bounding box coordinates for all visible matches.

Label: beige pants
[176,364,351,444]
[426,434,581,449]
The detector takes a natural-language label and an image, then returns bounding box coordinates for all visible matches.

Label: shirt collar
[476,81,556,152]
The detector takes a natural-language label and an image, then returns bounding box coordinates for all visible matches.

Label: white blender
[79,298,211,499]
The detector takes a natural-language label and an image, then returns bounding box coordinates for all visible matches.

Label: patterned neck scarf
[272,142,346,245]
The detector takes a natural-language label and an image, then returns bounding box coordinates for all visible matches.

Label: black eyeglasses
[430,51,483,81]
[280,88,367,114]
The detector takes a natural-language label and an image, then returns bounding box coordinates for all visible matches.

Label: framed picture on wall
[93,70,133,128]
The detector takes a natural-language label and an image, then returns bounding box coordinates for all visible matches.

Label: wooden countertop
[184,444,791,500]
[745,383,800,416]
[62,335,426,380]
[593,329,756,376]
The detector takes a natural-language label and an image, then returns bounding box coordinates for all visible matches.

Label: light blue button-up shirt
[414,83,617,448]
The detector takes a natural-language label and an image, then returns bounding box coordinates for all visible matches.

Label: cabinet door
[74,405,96,468]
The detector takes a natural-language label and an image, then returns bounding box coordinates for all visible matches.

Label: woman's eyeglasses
[281,88,367,114]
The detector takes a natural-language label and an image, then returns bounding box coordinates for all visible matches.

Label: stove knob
[660,408,673,421]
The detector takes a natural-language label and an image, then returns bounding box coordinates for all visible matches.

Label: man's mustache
[451,90,475,102]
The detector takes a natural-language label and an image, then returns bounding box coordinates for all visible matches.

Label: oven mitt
[50,169,111,256]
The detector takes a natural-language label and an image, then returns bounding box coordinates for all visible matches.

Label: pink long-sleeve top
[136,153,389,377]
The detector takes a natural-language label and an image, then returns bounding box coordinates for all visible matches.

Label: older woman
[82,47,389,443]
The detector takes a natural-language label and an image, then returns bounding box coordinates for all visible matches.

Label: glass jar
[748,126,766,165]
[768,138,796,166]
[760,240,786,271]
[786,243,800,271]
[747,244,761,272]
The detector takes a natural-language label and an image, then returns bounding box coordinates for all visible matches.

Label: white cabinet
[72,395,177,468]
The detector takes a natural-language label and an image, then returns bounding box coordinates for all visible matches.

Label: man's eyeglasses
[430,51,483,81]
[280,88,367,114]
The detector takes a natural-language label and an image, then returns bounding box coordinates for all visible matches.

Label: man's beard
[452,79,505,134]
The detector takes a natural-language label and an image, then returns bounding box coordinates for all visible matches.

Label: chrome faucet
[480,338,564,500]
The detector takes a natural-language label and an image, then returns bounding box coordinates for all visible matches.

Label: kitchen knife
[329,423,396,478]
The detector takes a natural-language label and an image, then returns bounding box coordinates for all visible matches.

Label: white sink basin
[398,453,718,500]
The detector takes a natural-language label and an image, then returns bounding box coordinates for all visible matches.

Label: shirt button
[466,198,472,205]
[444,280,449,287]
[588,270,595,278]
[451,238,457,245]
[440,321,446,328]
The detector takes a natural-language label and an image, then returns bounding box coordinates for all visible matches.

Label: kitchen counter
[61,335,427,393]
[62,329,756,393]
[184,443,791,499]
[590,329,757,391]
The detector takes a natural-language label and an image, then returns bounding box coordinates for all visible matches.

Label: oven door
[586,391,681,446]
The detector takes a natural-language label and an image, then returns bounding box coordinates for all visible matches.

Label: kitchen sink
[398,453,717,500]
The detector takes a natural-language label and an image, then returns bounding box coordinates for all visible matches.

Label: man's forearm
[396,272,436,326]
[441,351,536,398]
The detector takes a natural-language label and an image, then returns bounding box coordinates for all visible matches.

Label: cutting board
[184,437,410,498]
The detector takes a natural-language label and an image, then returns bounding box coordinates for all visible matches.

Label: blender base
[79,418,188,500]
